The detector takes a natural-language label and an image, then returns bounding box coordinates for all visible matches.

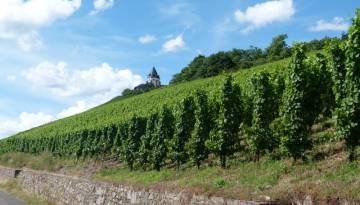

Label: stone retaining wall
[0,167,263,205]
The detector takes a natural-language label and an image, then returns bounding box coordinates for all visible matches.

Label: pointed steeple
[147,66,161,87]
[148,66,160,78]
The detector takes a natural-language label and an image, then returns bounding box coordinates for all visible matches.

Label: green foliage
[139,114,158,170]
[337,9,360,161]
[305,53,334,121]
[249,72,274,159]
[171,96,195,169]
[123,116,146,170]
[265,34,291,61]
[170,47,266,84]
[328,38,346,108]
[115,123,128,159]
[280,44,312,160]
[186,90,211,169]
[151,106,174,171]
[122,83,157,97]
[303,37,331,53]
[207,76,242,168]
[170,34,333,84]
[214,179,226,188]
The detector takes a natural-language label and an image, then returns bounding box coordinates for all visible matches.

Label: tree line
[170,33,342,84]
[1,9,359,171]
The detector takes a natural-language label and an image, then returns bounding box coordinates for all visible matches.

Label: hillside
[1,7,360,203]
[6,58,290,141]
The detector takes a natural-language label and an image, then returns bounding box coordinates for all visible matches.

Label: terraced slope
[8,58,290,141]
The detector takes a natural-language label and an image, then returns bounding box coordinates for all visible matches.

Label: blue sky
[0,0,357,138]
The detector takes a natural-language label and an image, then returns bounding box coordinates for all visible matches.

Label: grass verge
[0,180,55,205]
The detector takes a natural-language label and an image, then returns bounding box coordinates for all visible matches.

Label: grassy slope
[92,143,360,203]
[9,58,289,140]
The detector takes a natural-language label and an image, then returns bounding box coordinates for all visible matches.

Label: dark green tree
[337,9,360,161]
[76,131,87,160]
[170,55,206,84]
[151,106,175,171]
[123,116,146,170]
[187,90,211,169]
[328,39,346,108]
[270,71,286,118]
[305,53,334,119]
[265,34,291,61]
[203,52,237,77]
[111,124,121,156]
[139,114,158,170]
[280,43,311,161]
[249,72,274,160]
[206,76,242,168]
[106,125,117,155]
[171,96,196,169]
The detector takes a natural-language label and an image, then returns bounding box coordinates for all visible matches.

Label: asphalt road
[0,192,27,205]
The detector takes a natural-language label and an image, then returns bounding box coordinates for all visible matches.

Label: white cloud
[17,31,43,52]
[0,112,54,139]
[0,0,81,28]
[90,0,114,15]
[138,35,157,44]
[160,2,200,29]
[310,17,350,32]
[234,0,295,33]
[0,0,81,50]
[23,61,143,97]
[7,75,16,81]
[0,92,123,138]
[56,92,114,119]
[0,61,143,138]
[56,100,89,119]
[162,34,185,53]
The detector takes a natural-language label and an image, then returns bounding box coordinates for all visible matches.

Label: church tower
[147,67,161,87]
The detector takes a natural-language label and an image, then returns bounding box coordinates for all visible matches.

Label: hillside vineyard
[1,10,360,170]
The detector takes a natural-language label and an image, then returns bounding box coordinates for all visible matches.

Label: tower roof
[148,66,160,78]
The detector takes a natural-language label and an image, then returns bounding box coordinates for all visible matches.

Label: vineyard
[1,9,360,172]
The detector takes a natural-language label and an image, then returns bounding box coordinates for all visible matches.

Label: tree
[270,71,285,119]
[170,55,206,84]
[305,53,333,120]
[280,43,311,161]
[203,52,237,77]
[265,34,291,61]
[92,130,102,157]
[187,90,211,169]
[249,72,274,160]
[98,127,108,160]
[121,88,133,96]
[139,114,158,170]
[207,76,242,168]
[328,39,346,108]
[76,131,87,160]
[338,9,360,161]
[151,106,175,171]
[111,124,122,156]
[171,96,195,169]
[123,116,146,170]
[106,125,117,155]
[116,123,129,160]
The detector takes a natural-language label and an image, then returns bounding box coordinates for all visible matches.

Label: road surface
[0,192,27,205]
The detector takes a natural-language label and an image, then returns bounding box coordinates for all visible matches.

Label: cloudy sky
[0,0,357,138]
